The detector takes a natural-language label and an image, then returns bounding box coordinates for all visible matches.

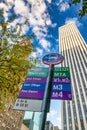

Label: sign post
[13,68,49,112]
[13,53,72,130]
[39,53,64,130]
[39,65,54,130]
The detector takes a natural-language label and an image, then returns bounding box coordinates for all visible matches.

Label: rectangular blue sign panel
[52,83,71,92]
[21,83,45,90]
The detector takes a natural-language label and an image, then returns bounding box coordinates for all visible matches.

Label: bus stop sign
[42,53,64,65]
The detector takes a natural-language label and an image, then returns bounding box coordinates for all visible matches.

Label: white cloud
[1,0,51,31]
[6,0,14,3]
[36,47,43,55]
[0,2,6,9]
[47,110,57,118]
[14,0,28,16]
[55,117,61,128]
[14,0,52,49]
[47,109,61,128]
[33,26,47,34]
[30,52,37,58]
[33,29,47,39]
[46,18,52,25]
[1,0,55,52]
[29,47,43,60]
[46,0,52,3]
[21,24,29,34]
[39,38,51,51]
[56,117,61,122]
[0,2,10,21]
[65,17,82,27]
[59,2,69,12]
[51,23,57,28]
[27,0,47,27]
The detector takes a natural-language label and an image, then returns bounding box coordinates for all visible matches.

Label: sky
[0,0,87,129]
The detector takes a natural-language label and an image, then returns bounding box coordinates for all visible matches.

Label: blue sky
[1,0,87,129]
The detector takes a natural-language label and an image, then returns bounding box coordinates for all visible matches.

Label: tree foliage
[0,9,36,111]
[69,0,87,17]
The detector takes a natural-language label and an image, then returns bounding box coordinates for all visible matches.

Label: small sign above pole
[42,53,64,66]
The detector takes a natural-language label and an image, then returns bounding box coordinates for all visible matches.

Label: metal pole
[39,65,54,130]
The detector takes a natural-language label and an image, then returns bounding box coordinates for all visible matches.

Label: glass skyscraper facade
[59,22,87,130]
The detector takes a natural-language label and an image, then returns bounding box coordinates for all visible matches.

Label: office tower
[45,121,53,130]
[59,22,87,130]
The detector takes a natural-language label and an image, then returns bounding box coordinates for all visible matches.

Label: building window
[80,119,85,130]
[64,127,67,130]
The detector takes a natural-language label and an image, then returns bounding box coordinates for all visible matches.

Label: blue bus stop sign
[42,53,64,65]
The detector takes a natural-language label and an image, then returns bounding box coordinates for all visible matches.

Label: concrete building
[45,121,53,130]
[53,126,59,130]
[59,22,87,130]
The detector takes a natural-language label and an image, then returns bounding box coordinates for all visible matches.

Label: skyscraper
[59,22,87,130]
